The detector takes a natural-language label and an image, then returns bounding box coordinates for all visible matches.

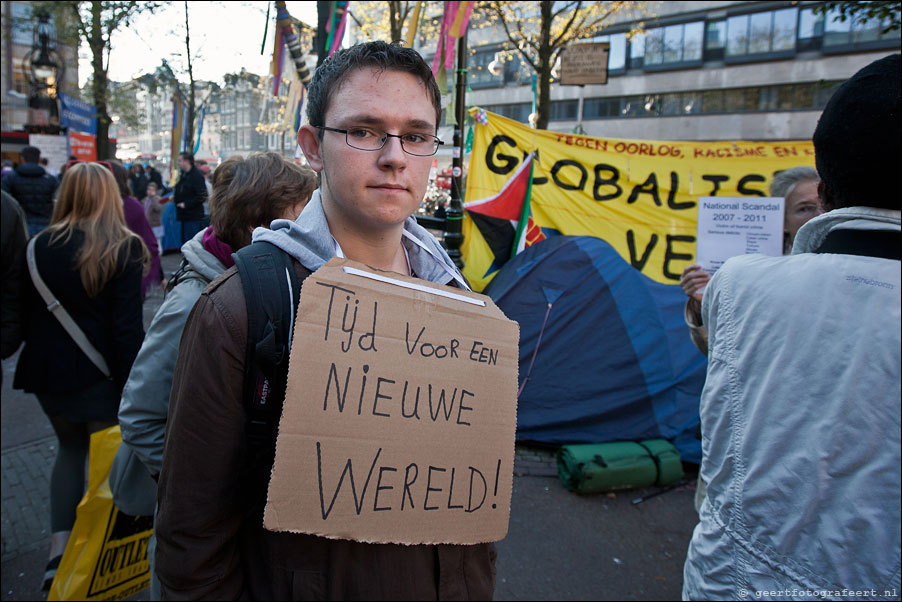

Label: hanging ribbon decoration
[404,0,423,48]
[271,23,286,96]
[192,104,206,155]
[169,90,186,186]
[431,1,474,76]
[325,2,349,58]
[275,1,313,89]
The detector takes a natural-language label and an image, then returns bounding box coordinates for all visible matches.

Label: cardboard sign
[695,196,785,274]
[560,42,610,86]
[264,258,520,545]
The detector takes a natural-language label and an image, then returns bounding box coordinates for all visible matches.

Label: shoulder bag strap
[26,238,111,378]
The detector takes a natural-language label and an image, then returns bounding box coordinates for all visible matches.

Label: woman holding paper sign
[681,166,822,355]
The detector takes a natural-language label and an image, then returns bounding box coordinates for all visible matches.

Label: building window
[470,49,500,88]
[11,57,30,95]
[705,20,726,61]
[797,8,825,52]
[644,21,704,68]
[582,80,841,120]
[726,7,798,59]
[591,33,627,73]
[628,32,645,69]
[823,6,899,50]
[549,100,578,121]
[583,97,620,119]
[10,3,58,46]
[483,103,532,123]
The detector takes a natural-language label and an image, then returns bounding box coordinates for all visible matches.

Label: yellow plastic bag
[48,425,153,601]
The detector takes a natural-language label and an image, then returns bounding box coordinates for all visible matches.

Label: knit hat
[813,54,900,210]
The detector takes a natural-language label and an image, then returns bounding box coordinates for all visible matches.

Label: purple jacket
[122,195,161,297]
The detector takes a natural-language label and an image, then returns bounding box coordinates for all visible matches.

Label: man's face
[178,157,191,172]
[784,179,824,241]
[301,68,436,232]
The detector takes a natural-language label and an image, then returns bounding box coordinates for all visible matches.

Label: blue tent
[484,236,706,462]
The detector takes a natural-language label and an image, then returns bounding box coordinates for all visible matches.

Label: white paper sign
[696,196,784,273]
[28,134,69,177]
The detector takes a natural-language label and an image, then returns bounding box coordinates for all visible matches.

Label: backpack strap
[165,258,208,294]
[233,241,310,509]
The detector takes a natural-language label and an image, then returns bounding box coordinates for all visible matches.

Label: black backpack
[233,241,311,506]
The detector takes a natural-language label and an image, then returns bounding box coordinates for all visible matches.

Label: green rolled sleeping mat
[556,439,683,494]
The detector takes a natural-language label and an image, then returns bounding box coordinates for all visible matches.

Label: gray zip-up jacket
[118,228,227,476]
[252,189,469,288]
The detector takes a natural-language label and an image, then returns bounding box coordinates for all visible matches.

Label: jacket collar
[251,189,467,287]
[791,207,901,254]
[15,162,47,177]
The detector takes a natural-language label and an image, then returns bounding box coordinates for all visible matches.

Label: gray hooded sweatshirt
[251,189,469,290]
[118,227,228,476]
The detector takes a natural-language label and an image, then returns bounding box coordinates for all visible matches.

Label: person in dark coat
[147,164,165,191]
[14,163,149,591]
[129,163,149,201]
[1,190,28,366]
[173,152,208,244]
[110,161,161,297]
[1,146,58,236]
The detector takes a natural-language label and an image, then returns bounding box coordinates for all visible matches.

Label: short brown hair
[209,152,317,251]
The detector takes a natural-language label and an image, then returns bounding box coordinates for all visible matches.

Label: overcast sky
[79,1,319,87]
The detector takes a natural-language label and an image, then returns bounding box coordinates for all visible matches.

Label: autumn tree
[349,1,415,43]
[483,1,646,130]
[348,1,444,45]
[814,1,901,33]
[39,1,164,159]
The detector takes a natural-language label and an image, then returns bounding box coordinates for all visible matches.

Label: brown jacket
[156,263,497,601]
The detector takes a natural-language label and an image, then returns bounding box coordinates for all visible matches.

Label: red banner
[68,131,96,161]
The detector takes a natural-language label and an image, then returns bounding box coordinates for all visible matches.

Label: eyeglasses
[316,126,443,157]
[64,159,113,172]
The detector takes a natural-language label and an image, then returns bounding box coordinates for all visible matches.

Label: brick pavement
[1,253,179,600]
[1,437,56,565]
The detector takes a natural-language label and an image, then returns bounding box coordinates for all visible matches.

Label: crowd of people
[0,42,898,601]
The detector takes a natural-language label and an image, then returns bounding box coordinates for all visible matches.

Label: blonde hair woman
[13,162,149,592]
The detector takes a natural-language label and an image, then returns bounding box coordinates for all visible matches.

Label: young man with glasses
[155,42,494,600]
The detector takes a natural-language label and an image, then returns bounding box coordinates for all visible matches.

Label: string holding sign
[342,267,485,307]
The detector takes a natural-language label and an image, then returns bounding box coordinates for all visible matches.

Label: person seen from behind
[116,152,315,600]
[1,191,28,374]
[682,54,901,600]
[13,163,150,592]
[1,145,58,237]
[173,152,207,244]
[130,163,149,202]
[110,160,162,297]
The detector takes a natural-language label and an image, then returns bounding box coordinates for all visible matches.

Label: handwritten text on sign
[264,259,520,545]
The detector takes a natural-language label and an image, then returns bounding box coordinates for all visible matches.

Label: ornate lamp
[25,12,64,132]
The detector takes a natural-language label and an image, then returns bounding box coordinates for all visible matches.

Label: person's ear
[817,180,833,212]
[298,125,324,172]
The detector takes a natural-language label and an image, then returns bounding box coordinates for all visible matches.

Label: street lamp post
[443,30,468,270]
[25,12,64,134]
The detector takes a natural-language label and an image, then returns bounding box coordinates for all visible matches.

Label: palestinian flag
[464,152,545,278]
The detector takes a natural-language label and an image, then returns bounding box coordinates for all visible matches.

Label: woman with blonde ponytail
[13,162,149,592]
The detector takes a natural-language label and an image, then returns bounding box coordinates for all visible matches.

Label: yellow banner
[463,109,815,290]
